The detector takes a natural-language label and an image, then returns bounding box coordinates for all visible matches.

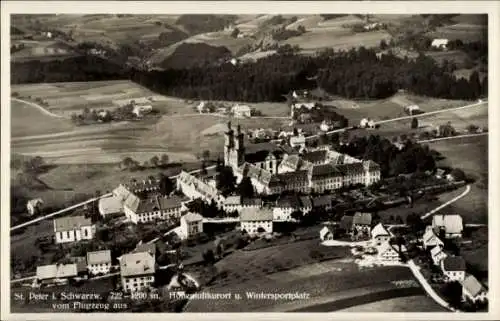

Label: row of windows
[60,229,90,239]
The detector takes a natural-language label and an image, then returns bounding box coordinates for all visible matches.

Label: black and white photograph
[1,1,498,318]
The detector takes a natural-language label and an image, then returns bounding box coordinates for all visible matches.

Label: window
[66,231,71,239]
[84,228,88,237]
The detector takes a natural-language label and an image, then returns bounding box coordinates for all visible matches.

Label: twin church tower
[223,122,245,169]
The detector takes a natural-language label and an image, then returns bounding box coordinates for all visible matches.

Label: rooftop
[442,256,466,272]
[98,196,123,215]
[461,274,485,297]
[432,214,464,234]
[53,215,91,232]
[371,223,390,238]
[120,252,155,277]
[87,250,112,265]
[353,212,372,226]
[36,263,78,280]
[240,208,273,222]
[181,212,204,223]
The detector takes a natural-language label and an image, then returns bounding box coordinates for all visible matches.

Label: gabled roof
[312,195,333,208]
[378,242,399,254]
[98,196,123,215]
[224,195,242,206]
[299,196,313,209]
[363,160,380,171]
[240,208,273,222]
[27,198,43,206]
[123,193,141,213]
[242,198,262,206]
[311,164,342,178]
[276,195,301,208]
[280,154,302,171]
[157,195,187,209]
[134,243,156,256]
[461,275,485,297]
[36,264,78,280]
[120,252,155,277]
[353,212,372,226]
[336,163,365,176]
[274,170,309,185]
[181,212,203,223]
[371,223,390,238]
[442,256,466,272]
[423,228,444,245]
[432,215,463,234]
[430,245,446,258]
[53,216,91,232]
[87,250,112,265]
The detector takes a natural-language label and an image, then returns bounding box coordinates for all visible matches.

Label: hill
[160,42,232,69]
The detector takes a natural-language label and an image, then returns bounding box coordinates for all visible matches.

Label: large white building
[461,274,488,304]
[240,208,273,235]
[432,214,463,239]
[53,216,94,244]
[120,252,155,293]
[123,194,188,224]
[36,263,78,285]
[87,250,112,276]
[232,104,252,118]
[179,212,204,240]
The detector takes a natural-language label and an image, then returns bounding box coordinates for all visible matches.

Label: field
[11,80,158,117]
[11,40,80,63]
[426,23,487,43]
[185,238,423,312]
[426,135,488,223]
[11,100,75,137]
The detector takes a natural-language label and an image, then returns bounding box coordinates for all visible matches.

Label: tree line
[12,46,487,103]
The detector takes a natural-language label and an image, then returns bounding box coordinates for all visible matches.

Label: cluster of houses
[421,214,488,304]
[196,101,252,118]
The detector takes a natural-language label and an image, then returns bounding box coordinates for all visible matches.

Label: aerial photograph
[8,12,488,313]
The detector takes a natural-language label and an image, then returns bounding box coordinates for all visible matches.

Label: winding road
[420,185,471,220]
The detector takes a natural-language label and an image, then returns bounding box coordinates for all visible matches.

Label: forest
[131,46,487,102]
[12,45,487,102]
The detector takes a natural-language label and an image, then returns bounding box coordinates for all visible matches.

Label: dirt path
[12,98,68,119]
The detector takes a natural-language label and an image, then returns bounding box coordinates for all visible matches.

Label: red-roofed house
[441,256,466,282]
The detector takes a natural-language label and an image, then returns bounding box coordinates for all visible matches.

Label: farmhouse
[352,212,372,235]
[377,242,404,262]
[27,198,43,216]
[340,215,354,232]
[273,195,304,221]
[404,105,420,115]
[431,38,449,50]
[422,226,444,250]
[432,214,463,239]
[36,263,78,285]
[120,252,155,293]
[240,208,273,235]
[441,256,466,282]
[180,212,204,240]
[133,243,157,261]
[430,245,448,266]
[232,104,252,118]
[87,250,112,276]
[132,105,153,117]
[460,275,488,304]
[371,223,391,246]
[53,216,94,244]
[289,134,306,149]
[360,118,375,129]
[319,225,335,241]
[124,194,188,224]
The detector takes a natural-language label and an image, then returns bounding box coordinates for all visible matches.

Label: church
[223,122,381,195]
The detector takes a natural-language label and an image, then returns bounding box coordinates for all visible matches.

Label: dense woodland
[160,43,232,69]
[12,45,487,102]
[131,46,487,102]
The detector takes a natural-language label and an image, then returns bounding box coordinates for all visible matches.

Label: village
[11,100,487,312]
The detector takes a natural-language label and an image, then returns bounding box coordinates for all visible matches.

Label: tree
[150,155,160,167]
[450,168,466,181]
[160,154,169,166]
[158,173,175,195]
[297,25,306,34]
[466,124,479,134]
[201,161,208,176]
[291,210,303,222]
[202,249,215,265]
[411,118,419,129]
[237,177,254,198]
[202,150,210,161]
[216,166,236,196]
[379,39,388,50]
[230,27,240,38]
